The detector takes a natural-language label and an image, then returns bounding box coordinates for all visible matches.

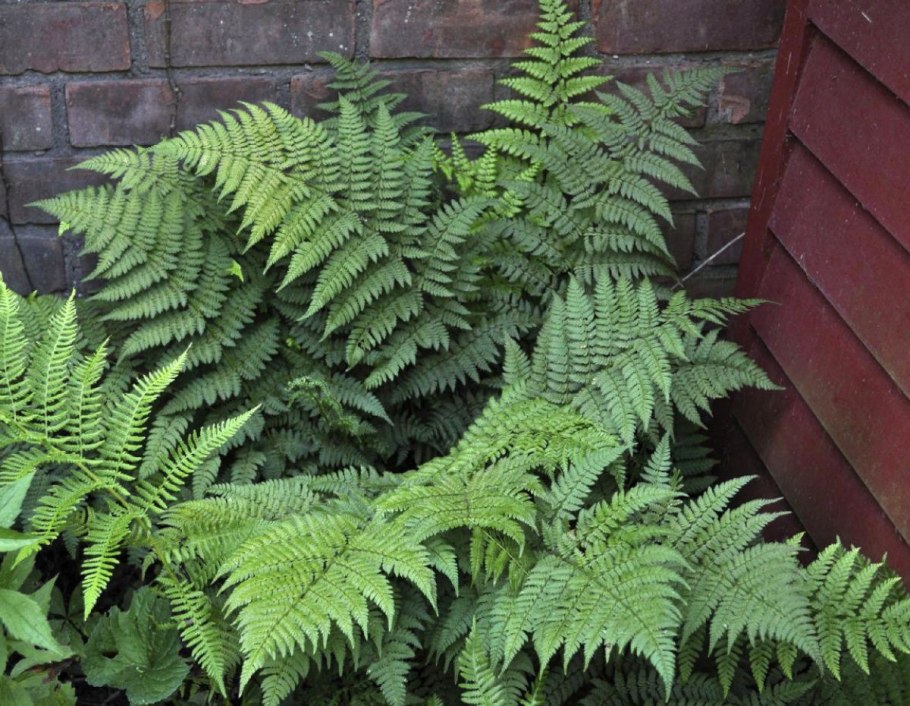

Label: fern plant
[153,274,910,704]
[35,0,725,485]
[7,0,910,703]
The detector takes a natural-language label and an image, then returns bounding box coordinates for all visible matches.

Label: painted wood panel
[752,244,910,536]
[770,143,910,396]
[727,0,910,577]
[810,0,910,107]
[720,421,806,545]
[790,33,910,251]
[734,339,910,579]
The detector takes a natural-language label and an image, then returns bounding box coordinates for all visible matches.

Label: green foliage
[34,0,724,477]
[0,458,75,705]
[148,274,910,704]
[83,588,189,705]
[0,277,253,703]
[5,0,909,704]
[0,280,253,621]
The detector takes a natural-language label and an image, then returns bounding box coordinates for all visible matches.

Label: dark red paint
[727,0,910,580]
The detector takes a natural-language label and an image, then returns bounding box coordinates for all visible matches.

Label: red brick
[667,210,696,270]
[593,0,785,54]
[16,226,68,293]
[0,3,130,75]
[5,157,110,225]
[176,77,278,130]
[371,0,579,58]
[715,61,775,125]
[66,80,175,147]
[379,67,496,132]
[290,70,335,120]
[704,207,747,265]
[145,0,354,68]
[672,137,762,200]
[0,87,54,152]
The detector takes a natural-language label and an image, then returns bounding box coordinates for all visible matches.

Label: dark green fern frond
[526,275,771,445]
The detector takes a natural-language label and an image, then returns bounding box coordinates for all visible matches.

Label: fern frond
[159,574,239,695]
[806,544,910,678]
[81,507,142,616]
[458,626,534,706]
[221,511,435,689]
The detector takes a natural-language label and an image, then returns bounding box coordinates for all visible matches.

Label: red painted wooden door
[727,0,910,579]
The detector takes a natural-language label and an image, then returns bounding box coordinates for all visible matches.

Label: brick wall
[0,0,784,296]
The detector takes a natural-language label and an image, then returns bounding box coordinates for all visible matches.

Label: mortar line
[0,131,34,292]
[162,0,182,136]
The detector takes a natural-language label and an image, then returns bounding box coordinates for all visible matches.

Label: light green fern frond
[220,510,436,689]
[158,574,239,696]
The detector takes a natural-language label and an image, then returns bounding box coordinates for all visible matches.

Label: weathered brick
[66,80,175,147]
[0,219,32,295]
[145,0,354,68]
[5,158,110,224]
[290,70,335,120]
[715,61,775,125]
[673,137,762,200]
[704,206,747,264]
[380,67,496,132]
[667,210,696,270]
[176,77,278,130]
[292,66,496,131]
[593,0,785,54]
[16,226,67,293]
[62,234,101,295]
[0,87,54,152]
[0,3,130,75]
[683,269,738,298]
[371,0,579,58]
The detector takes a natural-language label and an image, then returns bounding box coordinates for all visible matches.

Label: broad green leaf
[0,529,39,553]
[0,473,34,528]
[83,588,189,705]
[0,588,68,655]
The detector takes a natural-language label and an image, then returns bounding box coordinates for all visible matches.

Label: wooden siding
[727,0,910,578]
